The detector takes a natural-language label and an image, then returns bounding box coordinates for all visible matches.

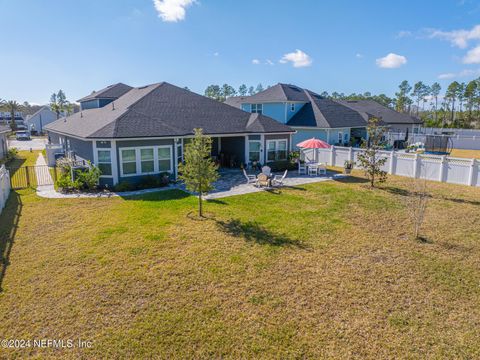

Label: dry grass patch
[0,172,479,358]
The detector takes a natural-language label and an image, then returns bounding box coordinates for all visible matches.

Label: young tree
[238,84,248,96]
[255,83,264,93]
[248,86,255,95]
[357,117,388,187]
[178,128,219,217]
[405,177,429,241]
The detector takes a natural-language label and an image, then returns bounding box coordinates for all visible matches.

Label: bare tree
[405,176,429,241]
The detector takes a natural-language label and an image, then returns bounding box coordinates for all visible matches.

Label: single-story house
[45,82,294,186]
[337,99,423,134]
[25,106,62,134]
[0,125,9,160]
[225,83,423,147]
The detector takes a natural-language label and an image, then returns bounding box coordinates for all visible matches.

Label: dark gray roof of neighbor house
[243,83,312,102]
[287,90,368,128]
[0,125,10,134]
[224,96,248,108]
[337,100,423,124]
[46,82,293,139]
[77,83,134,102]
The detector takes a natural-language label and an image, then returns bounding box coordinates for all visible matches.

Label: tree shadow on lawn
[216,218,309,249]
[0,192,22,292]
[333,175,369,184]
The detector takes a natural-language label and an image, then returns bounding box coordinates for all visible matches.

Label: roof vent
[112,102,115,110]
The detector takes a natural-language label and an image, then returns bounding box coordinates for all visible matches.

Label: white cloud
[213,52,219,57]
[438,73,456,79]
[375,53,407,68]
[438,68,480,79]
[152,0,195,22]
[355,53,363,58]
[463,45,480,63]
[427,24,480,48]
[252,59,260,65]
[265,59,274,65]
[396,30,412,38]
[279,49,313,68]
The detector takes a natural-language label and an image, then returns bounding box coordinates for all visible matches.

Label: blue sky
[1,0,480,104]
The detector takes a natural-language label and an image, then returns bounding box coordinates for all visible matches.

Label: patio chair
[256,173,271,187]
[317,163,327,175]
[298,161,307,175]
[261,166,271,176]
[308,165,318,176]
[272,170,288,187]
[242,168,257,185]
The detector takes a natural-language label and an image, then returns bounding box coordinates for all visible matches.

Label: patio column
[244,135,249,166]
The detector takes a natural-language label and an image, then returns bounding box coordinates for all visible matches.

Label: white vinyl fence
[0,165,11,214]
[302,146,480,187]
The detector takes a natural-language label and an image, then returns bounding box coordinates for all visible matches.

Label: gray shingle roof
[46,82,293,139]
[242,83,311,102]
[77,83,133,102]
[337,100,423,124]
[287,90,368,128]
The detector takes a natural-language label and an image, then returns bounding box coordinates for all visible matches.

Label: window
[176,143,183,165]
[121,149,137,175]
[290,103,295,112]
[251,103,263,114]
[248,141,261,162]
[266,140,287,161]
[344,133,349,142]
[97,150,112,176]
[140,148,155,173]
[158,147,172,172]
[338,132,343,144]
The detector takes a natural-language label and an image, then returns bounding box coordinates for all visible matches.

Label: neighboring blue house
[225,84,368,147]
[226,84,423,147]
[25,106,62,134]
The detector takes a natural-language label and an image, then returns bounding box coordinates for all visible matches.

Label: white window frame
[97,149,113,178]
[119,145,173,177]
[251,103,263,114]
[266,139,288,162]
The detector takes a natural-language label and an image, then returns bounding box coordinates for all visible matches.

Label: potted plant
[344,160,354,174]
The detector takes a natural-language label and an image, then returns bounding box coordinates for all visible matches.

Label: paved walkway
[36,165,344,199]
[35,153,55,193]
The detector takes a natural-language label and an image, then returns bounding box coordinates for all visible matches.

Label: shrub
[55,159,101,192]
[6,148,18,162]
[268,160,298,172]
[75,165,101,191]
[114,173,171,192]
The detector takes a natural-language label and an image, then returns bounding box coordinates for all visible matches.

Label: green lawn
[0,173,479,358]
[4,150,42,188]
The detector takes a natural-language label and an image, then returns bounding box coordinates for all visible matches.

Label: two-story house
[226,83,423,147]
[225,84,369,147]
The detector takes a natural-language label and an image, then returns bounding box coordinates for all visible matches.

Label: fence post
[468,159,476,186]
[439,156,446,182]
[25,166,30,187]
[389,150,396,175]
[330,146,335,166]
[413,154,420,179]
[53,166,58,183]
